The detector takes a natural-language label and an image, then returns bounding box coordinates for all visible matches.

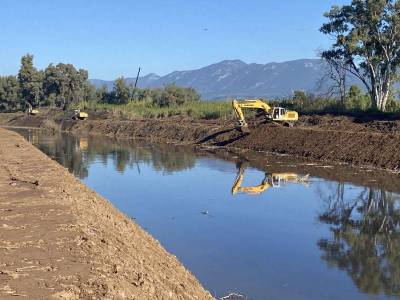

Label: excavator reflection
[231,163,309,196]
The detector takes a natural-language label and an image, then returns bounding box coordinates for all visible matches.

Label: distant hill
[90,59,359,100]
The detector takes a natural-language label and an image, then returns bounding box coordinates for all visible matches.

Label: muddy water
[15,128,400,300]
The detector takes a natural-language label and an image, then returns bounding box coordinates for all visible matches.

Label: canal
[14,128,400,300]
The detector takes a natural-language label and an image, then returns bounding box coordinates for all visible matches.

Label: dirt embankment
[0,128,213,300]
[2,110,400,172]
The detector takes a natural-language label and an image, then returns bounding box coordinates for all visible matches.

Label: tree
[318,57,348,110]
[96,85,109,103]
[112,77,130,104]
[385,85,400,111]
[152,84,200,107]
[292,90,308,108]
[82,82,97,103]
[0,76,20,111]
[43,63,88,109]
[347,85,371,110]
[321,0,400,111]
[18,54,43,110]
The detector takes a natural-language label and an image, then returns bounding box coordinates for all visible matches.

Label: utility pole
[134,67,141,89]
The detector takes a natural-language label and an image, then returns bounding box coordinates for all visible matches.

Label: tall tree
[318,57,348,110]
[112,77,130,104]
[43,63,88,109]
[18,54,43,110]
[321,0,400,111]
[0,76,20,111]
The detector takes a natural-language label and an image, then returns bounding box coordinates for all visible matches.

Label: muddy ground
[0,128,213,300]
[1,109,400,171]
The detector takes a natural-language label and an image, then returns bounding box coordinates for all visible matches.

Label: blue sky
[0,0,348,79]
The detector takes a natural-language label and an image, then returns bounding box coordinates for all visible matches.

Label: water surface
[15,129,400,300]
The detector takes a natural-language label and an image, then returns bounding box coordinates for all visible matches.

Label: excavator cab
[272,107,285,120]
[270,173,306,188]
[271,107,297,126]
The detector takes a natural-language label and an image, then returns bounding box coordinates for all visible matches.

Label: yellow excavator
[29,108,39,116]
[73,109,88,120]
[231,163,309,196]
[25,103,39,116]
[232,99,298,132]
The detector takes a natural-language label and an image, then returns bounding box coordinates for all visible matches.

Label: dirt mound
[219,124,400,171]
[298,114,400,134]
[0,129,213,299]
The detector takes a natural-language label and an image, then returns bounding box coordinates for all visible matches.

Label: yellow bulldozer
[232,99,298,132]
[231,163,309,196]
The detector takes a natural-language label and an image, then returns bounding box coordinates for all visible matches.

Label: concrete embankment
[0,128,213,299]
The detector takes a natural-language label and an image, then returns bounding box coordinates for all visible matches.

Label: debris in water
[220,292,246,300]
[200,211,214,217]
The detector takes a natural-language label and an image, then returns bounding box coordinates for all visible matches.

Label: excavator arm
[231,164,271,195]
[232,99,271,129]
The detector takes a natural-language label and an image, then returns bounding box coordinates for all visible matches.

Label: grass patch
[78,100,233,120]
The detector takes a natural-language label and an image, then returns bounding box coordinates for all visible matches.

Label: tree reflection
[317,183,400,297]
[27,131,196,179]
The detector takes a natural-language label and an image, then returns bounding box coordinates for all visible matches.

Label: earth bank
[0,128,213,300]
[1,109,399,172]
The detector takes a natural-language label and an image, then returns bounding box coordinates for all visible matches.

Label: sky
[0,0,349,79]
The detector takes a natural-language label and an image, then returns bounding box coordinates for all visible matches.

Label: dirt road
[0,128,213,300]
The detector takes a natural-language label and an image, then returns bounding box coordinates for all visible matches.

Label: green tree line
[0,54,200,112]
[281,86,400,114]
[0,54,90,112]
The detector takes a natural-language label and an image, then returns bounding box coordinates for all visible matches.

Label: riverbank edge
[0,128,213,299]
[1,112,400,173]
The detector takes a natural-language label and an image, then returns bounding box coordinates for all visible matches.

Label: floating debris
[220,292,246,300]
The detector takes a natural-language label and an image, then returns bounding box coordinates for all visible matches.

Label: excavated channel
[14,128,400,300]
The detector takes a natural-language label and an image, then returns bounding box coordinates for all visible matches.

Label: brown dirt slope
[0,128,213,300]
[64,118,400,171]
[2,110,400,171]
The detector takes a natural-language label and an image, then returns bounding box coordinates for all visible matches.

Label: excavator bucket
[240,125,250,133]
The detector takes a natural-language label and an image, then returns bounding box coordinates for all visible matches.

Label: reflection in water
[25,130,196,178]
[231,162,309,195]
[318,183,400,297]
[14,129,400,300]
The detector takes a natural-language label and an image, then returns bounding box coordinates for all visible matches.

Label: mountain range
[90,59,344,100]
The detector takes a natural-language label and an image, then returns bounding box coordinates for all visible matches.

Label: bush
[150,84,200,107]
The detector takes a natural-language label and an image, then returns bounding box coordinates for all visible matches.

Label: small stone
[112,264,120,274]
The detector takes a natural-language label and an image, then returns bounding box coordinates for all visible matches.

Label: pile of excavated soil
[63,117,400,171]
[297,114,400,133]
[0,129,213,300]
[2,109,400,171]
